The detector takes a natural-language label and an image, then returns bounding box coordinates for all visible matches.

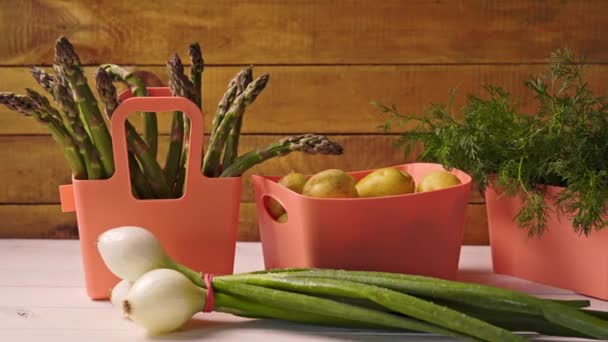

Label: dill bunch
[376,49,607,237]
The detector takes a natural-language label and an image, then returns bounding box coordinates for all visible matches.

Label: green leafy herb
[376,49,608,236]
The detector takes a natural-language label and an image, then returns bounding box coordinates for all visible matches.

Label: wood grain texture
[0,203,489,244]
[2,0,608,65]
[0,205,78,239]
[2,65,608,135]
[464,204,489,245]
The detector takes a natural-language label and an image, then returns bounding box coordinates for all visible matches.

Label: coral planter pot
[253,163,472,280]
[59,88,240,299]
[487,186,608,300]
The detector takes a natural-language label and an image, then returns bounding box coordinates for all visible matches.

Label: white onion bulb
[124,268,205,335]
[97,226,172,281]
[110,279,132,317]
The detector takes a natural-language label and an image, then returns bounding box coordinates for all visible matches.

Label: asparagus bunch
[2,36,345,199]
[30,67,105,180]
[203,72,270,176]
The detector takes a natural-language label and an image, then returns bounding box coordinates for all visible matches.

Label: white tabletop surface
[0,240,605,342]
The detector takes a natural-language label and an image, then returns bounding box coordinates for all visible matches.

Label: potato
[417,170,462,192]
[302,169,358,198]
[278,171,308,193]
[356,167,415,197]
[268,171,307,218]
[277,213,288,223]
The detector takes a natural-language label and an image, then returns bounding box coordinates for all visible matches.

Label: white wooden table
[0,240,605,341]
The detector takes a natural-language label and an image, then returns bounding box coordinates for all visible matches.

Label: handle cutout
[110,88,204,200]
[263,195,289,224]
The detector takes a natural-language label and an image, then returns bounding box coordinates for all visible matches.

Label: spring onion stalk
[267,270,608,339]
[124,268,473,339]
[98,227,608,339]
[216,275,523,341]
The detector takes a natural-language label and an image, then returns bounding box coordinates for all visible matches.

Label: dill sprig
[376,49,608,237]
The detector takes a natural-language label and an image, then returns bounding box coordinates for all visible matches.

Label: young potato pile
[267,167,462,221]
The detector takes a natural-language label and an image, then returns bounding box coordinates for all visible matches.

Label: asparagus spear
[99,64,158,158]
[24,88,63,123]
[164,54,195,193]
[128,152,155,199]
[54,36,115,177]
[29,88,104,179]
[203,73,270,177]
[168,43,205,196]
[32,68,93,143]
[55,82,105,179]
[220,134,343,177]
[222,66,254,169]
[210,67,251,138]
[0,92,87,179]
[96,68,150,196]
[30,67,56,94]
[30,68,75,134]
[94,68,119,118]
[188,42,204,110]
[95,68,168,198]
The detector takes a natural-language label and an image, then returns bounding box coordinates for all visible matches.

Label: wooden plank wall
[1,0,608,244]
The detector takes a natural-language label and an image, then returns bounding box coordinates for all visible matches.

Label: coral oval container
[60,88,240,299]
[252,163,471,279]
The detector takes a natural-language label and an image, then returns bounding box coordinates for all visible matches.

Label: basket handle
[253,175,299,222]
[111,88,204,190]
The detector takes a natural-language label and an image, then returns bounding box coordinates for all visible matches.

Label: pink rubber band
[202,273,215,313]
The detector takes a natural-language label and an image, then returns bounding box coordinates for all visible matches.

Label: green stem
[220,134,343,177]
[100,64,158,159]
[79,137,104,179]
[170,261,204,287]
[220,275,523,342]
[125,122,171,198]
[213,291,398,330]
[47,122,87,180]
[55,38,114,176]
[441,301,593,339]
[220,144,288,177]
[204,73,267,176]
[128,152,154,199]
[221,115,243,169]
[273,270,608,340]
[212,279,477,341]
[164,111,184,192]
[209,85,237,141]
[173,158,187,198]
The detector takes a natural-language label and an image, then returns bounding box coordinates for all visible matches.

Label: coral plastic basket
[59,88,241,299]
[487,186,608,300]
[253,163,471,279]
